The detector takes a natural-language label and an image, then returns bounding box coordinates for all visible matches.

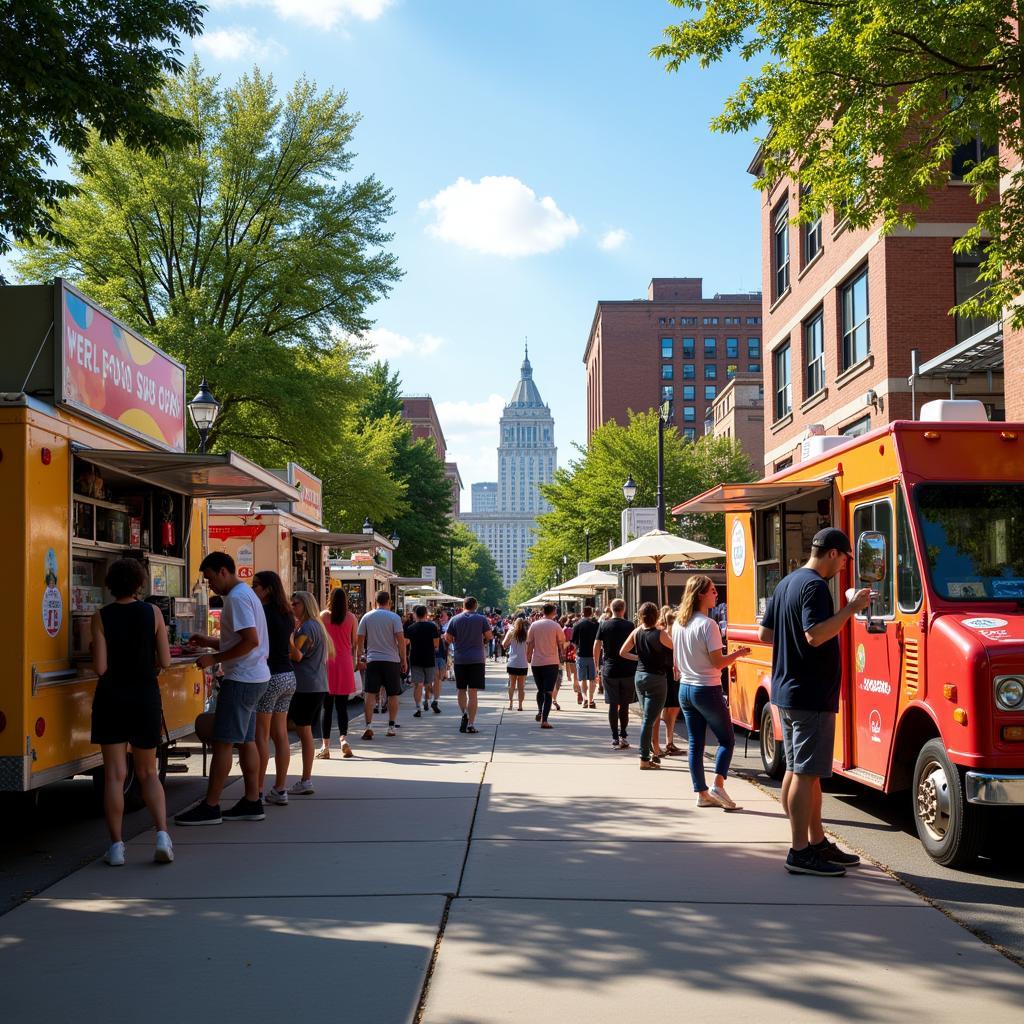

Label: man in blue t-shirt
[445,596,492,734]
[759,527,871,878]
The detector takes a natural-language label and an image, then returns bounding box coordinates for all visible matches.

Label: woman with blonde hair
[502,616,529,710]
[673,576,750,808]
[619,602,674,769]
[657,605,683,757]
[288,591,334,795]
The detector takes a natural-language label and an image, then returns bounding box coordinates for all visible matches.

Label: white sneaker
[340,740,353,758]
[154,831,174,863]
[288,778,314,795]
[386,724,397,737]
[709,784,739,810]
[265,787,289,805]
[696,790,724,808]
[104,841,126,866]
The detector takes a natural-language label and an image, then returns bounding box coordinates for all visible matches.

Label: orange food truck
[675,401,1024,867]
[0,280,297,802]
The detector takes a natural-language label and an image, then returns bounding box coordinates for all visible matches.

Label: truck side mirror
[857,531,887,584]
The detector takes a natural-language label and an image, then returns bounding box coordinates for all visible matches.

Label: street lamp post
[656,399,671,531]
[584,527,590,563]
[187,377,221,454]
[449,539,455,597]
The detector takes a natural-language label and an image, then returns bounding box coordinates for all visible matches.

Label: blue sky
[17,1,766,509]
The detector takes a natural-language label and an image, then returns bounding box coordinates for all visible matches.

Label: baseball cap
[811,527,852,555]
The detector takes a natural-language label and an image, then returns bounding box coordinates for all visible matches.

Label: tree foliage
[652,1,1022,324]
[448,523,507,610]
[0,0,205,252]
[15,60,404,530]
[511,410,756,605]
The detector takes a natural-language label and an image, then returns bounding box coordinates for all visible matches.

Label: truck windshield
[916,483,1024,600]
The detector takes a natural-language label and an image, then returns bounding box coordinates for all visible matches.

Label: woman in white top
[502,617,529,710]
[673,576,750,809]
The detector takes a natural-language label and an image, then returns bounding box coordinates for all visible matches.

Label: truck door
[849,496,901,779]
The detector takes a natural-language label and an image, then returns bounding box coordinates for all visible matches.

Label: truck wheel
[759,701,785,780]
[92,755,146,813]
[912,738,985,868]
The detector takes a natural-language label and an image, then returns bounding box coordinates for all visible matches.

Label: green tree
[519,410,756,593]
[652,1,1021,324]
[448,523,507,610]
[1,0,205,252]
[15,60,403,529]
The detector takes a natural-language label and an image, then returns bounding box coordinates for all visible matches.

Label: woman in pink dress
[317,588,358,758]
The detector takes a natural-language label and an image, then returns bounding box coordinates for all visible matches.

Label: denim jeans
[679,684,735,792]
[634,671,667,761]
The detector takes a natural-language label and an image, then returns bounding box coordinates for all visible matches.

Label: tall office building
[459,347,556,590]
[471,482,497,513]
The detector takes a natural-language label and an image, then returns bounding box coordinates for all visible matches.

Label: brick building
[754,146,1002,474]
[400,394,462,516]
[583,278,763,442]
[708,373,765,471]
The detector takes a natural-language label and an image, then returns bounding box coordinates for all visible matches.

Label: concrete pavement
[3,664,1023,1022]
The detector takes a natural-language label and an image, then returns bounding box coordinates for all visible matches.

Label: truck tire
[92,754,145,813]
[912,738,985,868]
[759,701,785,780]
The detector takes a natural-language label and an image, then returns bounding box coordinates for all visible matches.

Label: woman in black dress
[91,557,173,865]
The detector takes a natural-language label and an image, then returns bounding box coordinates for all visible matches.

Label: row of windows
[662,361,761,381]
[661,337,761,359]
[661,385,719,403]
[658,316,762,327]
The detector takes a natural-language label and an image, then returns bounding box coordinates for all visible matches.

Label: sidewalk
[4,663,1023,1022]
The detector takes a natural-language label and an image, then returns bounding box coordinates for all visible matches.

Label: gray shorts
[577,656,596,681]
[409,665,432,684]
[214,678,269,744]
[257,671,297,714]
[779,707,836,777]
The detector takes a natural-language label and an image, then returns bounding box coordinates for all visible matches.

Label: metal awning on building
[917,322,1003,378]
[673,476,834,515]
[74,448,298,502]
[291,530,387,550]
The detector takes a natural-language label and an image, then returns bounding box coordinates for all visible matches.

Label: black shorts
[663,681,680,709]
[289,691,325,727]
[364,661,403,696]
[454,663,486,690]
[507,668,528,679]
[91,681,163,749]
[532,664,559,692]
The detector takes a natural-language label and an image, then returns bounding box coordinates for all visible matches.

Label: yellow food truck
[0,280,297,801]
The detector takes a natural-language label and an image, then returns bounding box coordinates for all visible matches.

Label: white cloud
[359,327,446,361]
[436,394,506,510]
[196,27,285,60]
[212,0,392,29]
[419,176,580,257]
[599,228,629,251]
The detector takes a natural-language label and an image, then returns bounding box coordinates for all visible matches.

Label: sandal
[666,744,683,756]
[315,748,331,760]
[553,702,561,711]
[466,725,479,734]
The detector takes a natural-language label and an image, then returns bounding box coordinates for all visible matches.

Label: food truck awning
[673,476,834,515]
[291,531,381,551]
[73,448,298,502]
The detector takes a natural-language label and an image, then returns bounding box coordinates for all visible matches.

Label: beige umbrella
[592,529,725,606]
[549,569,620,595]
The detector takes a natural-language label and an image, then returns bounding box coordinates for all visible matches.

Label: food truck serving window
[916,483,1024,600]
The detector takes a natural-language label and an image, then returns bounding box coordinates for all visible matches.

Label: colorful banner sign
[208,524,267,542]
[60,283,186,451]
[289,462,323,525]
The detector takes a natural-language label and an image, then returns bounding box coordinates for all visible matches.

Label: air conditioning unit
[801,434,850,460]
[919,399,988,423]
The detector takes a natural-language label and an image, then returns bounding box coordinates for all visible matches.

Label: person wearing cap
[758,527,872,877]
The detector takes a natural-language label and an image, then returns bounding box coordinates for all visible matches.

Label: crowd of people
[91,526,865,879]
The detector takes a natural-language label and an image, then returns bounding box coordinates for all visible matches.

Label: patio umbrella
[549,569,620,595]
[592,529,725,606]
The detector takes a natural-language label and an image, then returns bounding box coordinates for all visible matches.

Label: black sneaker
[413,709,422,718]
[222,797,265,822]
[174,801,222,826]
[432,701,441,714]
[423,701,429,711]
[459,712,468,733]
[785,847,846,877]
[813,838,861,867]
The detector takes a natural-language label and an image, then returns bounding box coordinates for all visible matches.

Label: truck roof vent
[801,434,850,460]
[919,399,988,423]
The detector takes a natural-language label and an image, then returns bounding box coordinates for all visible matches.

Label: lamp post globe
[389,531,400,549]
[187,377,220,454]
[362,518,374,535]
[622,476,637,506]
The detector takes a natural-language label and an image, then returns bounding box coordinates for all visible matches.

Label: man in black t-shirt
[760,528,871,877]
[405,605,440,717]
[593,598,638,749]
[571,606,600,707]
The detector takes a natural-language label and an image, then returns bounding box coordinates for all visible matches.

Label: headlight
[994,676,1024,711]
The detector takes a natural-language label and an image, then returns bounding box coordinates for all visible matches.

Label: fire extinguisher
[161,495,176,553]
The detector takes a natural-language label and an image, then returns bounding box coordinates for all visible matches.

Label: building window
[951,133,997,180]
[681,316,698,325]
[683,427,696,441]
[662,385,674,402]
[658,317,666,327]
[705,384,717,400]
[683,406,696,422]
[954,248,996,342]
[667,317,675,326]
[703,316,719,326]
[726,337,739,358]
[704,337,716,357]
[774,457,793,472]
[748,337,761,358]
[682,385,695,400]
[682,337,695,358]
[726,364,737,379]
[840,414,872,437]
[801,185,822,265]
[746,316,762,325]
[804,310,825,397]
[748,363,761,373]
[661,338,673,358]
[841,267,870,369]
[661,364,673,380]
[704,364,717,380]
[724,316,741,325]
[773,199,790,298]
[683,363,695,379]
[774,341,792,421]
